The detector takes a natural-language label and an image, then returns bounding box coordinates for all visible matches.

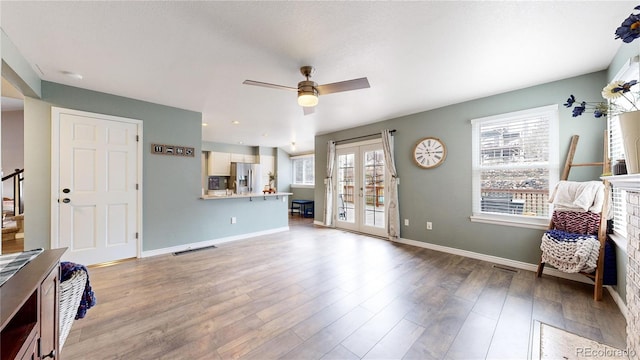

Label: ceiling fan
[243,66,370,115]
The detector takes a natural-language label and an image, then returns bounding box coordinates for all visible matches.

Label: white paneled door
[52,108,142,265]
[335,141,387,237]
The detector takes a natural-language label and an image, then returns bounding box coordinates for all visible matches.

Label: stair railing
[2,169,24,227]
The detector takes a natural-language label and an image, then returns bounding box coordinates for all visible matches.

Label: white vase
[619,110,640,174]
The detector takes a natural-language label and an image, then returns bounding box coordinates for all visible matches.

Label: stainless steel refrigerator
[230,162,261,194]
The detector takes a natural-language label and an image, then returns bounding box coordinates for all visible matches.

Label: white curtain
[382,129,400,239]
[324,140,336,226]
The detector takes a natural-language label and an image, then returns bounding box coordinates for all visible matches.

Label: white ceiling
[1,1,636,154]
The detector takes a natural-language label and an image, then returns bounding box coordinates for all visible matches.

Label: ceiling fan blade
[242,80,297,91]
[303,106,315,116]
[317,77,370,95]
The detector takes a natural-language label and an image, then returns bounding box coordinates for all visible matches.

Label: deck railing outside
[481,188,549,217]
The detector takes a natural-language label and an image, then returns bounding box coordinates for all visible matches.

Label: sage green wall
[315,71,607,265]
[292,188,314,201]
[23,81,288,252]
[202,141,257,155]
[1,29,40,98]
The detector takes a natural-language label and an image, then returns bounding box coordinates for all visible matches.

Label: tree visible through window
[292,155,315,186]
[471,105,559,228]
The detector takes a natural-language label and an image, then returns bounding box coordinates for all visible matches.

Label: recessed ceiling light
[238,141,244,145]
[61,71,83,80]
[202,123,208,127]
[232,120,240,125]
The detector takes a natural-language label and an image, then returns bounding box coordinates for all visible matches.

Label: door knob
[62,198,71,203]
[62,188,71,193]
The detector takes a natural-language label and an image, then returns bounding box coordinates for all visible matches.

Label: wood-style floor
[61,216,627,359]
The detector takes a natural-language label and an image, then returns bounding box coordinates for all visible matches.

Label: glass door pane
[362,146,386,233]
[336,151,357,228]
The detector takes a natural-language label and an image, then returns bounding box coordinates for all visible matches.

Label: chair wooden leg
[593,241,606,301]
[536,259,545,278]
[594,270,604,301]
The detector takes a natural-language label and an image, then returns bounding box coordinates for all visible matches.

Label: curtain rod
[334,129,396,144]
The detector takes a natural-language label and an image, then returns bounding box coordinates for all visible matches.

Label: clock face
[413,137,446,169]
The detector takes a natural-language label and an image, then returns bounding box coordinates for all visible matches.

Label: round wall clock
[413,137,447,169]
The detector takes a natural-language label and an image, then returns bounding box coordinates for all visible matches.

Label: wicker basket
[59,270,87,348]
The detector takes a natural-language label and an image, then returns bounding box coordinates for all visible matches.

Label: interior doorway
[335,140,387,237]
[1,77,25,254]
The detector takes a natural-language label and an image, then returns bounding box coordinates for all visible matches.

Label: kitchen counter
[200,192,292,200]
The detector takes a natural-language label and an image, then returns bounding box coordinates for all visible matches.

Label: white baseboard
[140,226,289,258]
[605,285,629,321]
[394,237,592,284]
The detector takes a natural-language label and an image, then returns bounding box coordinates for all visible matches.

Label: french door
[335,141,387,237]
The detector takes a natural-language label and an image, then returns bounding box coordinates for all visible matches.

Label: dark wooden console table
[1,248,66,360]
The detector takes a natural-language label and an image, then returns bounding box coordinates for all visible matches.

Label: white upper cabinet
[208,152,231,176]
[230,153,256,163]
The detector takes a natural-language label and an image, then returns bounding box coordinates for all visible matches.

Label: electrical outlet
[427,221,432,230]
[404,219,409,226]
[231,217,237,224]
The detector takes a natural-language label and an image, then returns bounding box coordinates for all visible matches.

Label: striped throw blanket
[540,230,600,273]
[0,248,44,286]
[552,211,601,235]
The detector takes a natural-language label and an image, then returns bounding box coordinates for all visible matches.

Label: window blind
[607,59,638,238]
[472,105,558,222]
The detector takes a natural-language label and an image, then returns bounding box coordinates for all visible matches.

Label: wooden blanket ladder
[536,133,611,301]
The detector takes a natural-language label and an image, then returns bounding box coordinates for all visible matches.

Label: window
[607,58,638,240]
[471,105,559,229]
[292,155,315,187]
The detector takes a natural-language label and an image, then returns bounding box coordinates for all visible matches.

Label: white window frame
[470,104,559,230]
[291,154,315,188]
[606,56,639,251]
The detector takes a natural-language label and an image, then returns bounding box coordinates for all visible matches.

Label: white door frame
[50,107,143,259]
[334,139,388,237]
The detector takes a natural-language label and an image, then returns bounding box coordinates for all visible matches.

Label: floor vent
[492,264,519,274]
[173,245,217,256]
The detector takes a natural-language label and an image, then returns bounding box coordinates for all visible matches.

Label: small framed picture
[152,144,164,154]
[185,147,195,157]
[165,146,174,155]
[175,147,185,156]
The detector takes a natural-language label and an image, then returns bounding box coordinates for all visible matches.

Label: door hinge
[136,135,139,142]
[135,232,139,239]
[136,183,139,190]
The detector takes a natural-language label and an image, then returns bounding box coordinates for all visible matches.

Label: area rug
[532,321,629,360]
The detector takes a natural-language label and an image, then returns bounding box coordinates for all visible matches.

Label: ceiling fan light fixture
[297,80,319,107]
[298,92,318,107]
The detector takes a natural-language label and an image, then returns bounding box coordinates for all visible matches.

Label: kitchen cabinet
[230,153,256,164]
[1,249,65,360]
[208,152,231,176]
